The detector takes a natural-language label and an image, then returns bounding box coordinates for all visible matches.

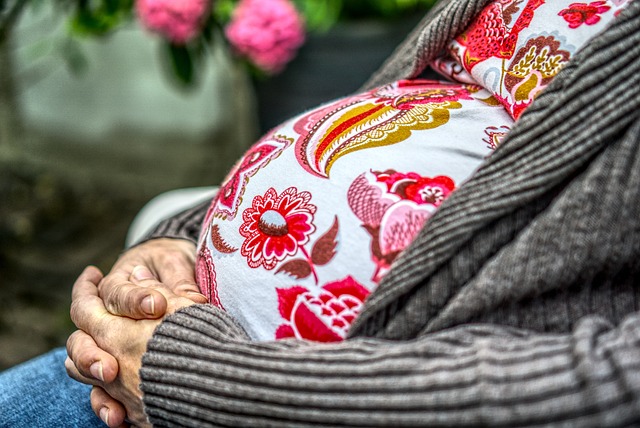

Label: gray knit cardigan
[140,0,640,426]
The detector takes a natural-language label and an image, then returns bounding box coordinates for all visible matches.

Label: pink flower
[348,171,456,282]
[275,276,370,342]
[375,171,455,206]
[240,187,316,270]
[558,1,611,29]
[225,0,305,74]
[136,0,210,45]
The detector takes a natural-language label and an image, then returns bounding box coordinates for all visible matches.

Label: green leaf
[294,0,341,32]
[165,43,195,86]
[69,0,132,36]
[60,38,88,76]
[213,0,237,24]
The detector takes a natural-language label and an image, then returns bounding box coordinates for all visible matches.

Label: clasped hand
[65,239,206,427]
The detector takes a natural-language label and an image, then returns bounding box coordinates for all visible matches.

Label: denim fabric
[0,347,104,427]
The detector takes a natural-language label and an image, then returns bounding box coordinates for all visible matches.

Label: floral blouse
[433,0,631,119]
[195,0,629,342]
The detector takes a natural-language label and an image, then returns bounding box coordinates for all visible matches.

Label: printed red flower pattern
[275,276,370,342]
[240,187,316,269]
[558,1,611,28]
[348,170,456,282]
[209,134,291,221]
[377,171,455,206]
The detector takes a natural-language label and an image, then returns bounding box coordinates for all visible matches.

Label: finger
[129,265,159,284]
[145,260,206,303]
[70,266,112,333]
[66,330,118,383]
[65,356,99,386]
[71,265,104,302]
[98,268,168,320]
[91,386,128,428]
[148,242,200,297]
[185,290,209,304]
[130,266,200,315]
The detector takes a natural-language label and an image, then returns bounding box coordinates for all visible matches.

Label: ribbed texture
[145,199,211,244]
[349,0,640,339]
[142,305,640,427]
[361,0,493,90]
[140,1,640,425]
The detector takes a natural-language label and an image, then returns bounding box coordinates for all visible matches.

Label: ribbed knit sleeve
[361,0,492,90]
[142,199,211,245]
[141,304,640,427]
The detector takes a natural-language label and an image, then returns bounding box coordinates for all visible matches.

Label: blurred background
[0,0,433,370]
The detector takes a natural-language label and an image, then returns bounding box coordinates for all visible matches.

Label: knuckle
[174,281,199,294]
[69,300,82,326]
[64,357,74,375]
[90,387,106,418]
[64,357,83,383]
[90,386,104,404]
[103,295,121,315]
[67,336,93,372]
[76,348,95,373]
[100,278,121,303]
[66,330,80,356]
[103,281,129,315]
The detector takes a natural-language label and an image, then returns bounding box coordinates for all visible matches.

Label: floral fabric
[194,0,630,343]
[196,79,513,341]
[432,0,632,119]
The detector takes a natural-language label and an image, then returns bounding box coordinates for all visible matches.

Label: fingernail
[99,407,109,426]
[187,291,208,301]
[132,265,155,281]
[89,361,104,382]
[142,295,155,315]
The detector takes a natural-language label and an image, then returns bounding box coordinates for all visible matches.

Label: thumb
[128,265,169,317]
[99,267,168,319]
[130,265,157,284]
[130,265,196,314]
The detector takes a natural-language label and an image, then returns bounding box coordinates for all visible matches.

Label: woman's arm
[140,198,211,245]
[140,304,640,427]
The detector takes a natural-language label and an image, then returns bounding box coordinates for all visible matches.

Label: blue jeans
[0,347,104,427]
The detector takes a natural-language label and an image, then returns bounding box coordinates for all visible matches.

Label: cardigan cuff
[140,305,640,427]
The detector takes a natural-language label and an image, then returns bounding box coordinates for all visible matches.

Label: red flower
[275,276,370,342]
[559,1,611,29]
[403,176,455,206]
[375,171,455,207]
[240,187,316,270]
[375,170,422,192]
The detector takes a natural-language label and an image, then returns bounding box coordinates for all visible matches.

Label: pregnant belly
[195,79,514,341]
